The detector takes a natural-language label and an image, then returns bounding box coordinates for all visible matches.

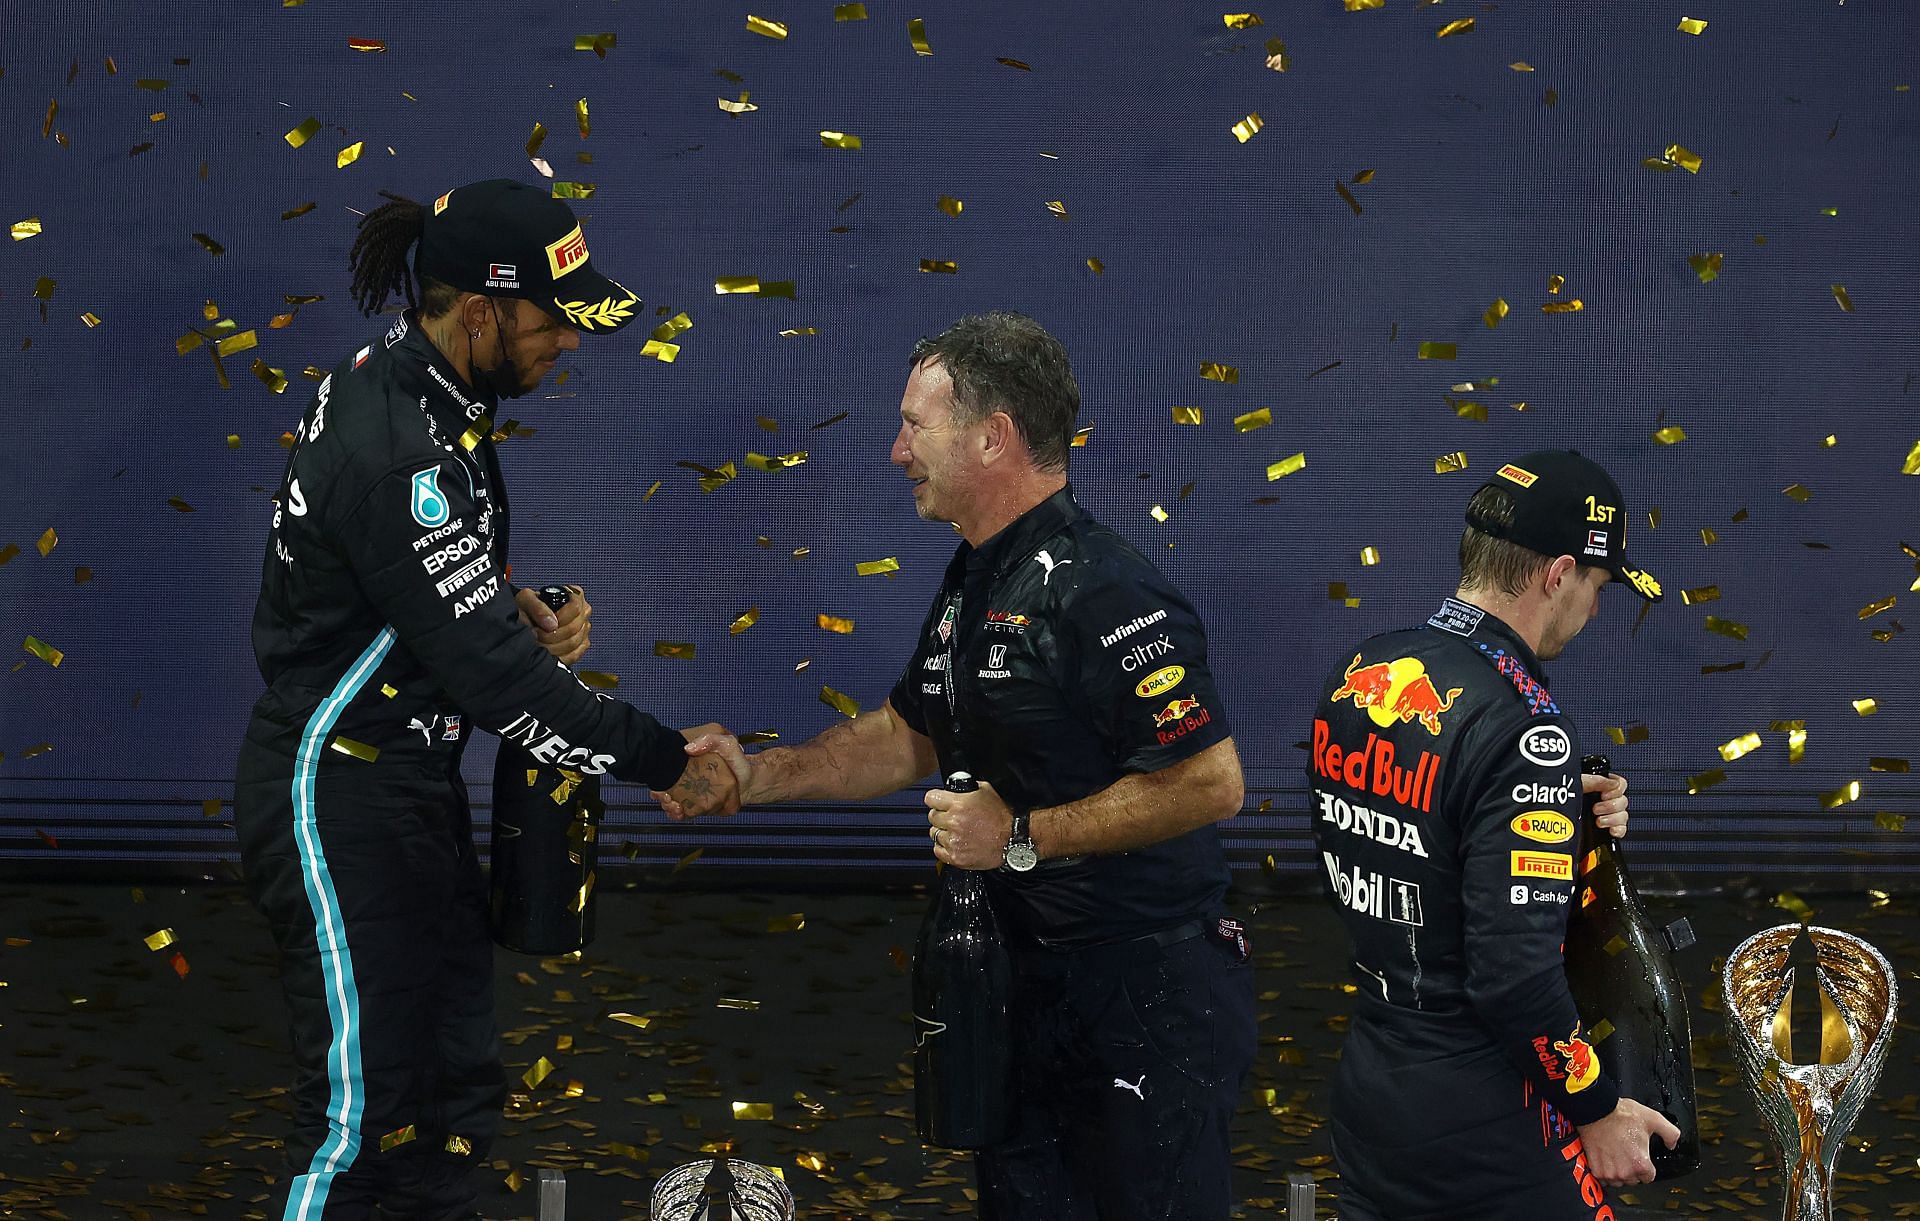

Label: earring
[469,330,480,339]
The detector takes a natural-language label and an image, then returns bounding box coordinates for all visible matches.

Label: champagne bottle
[1564,753,1701,1178]
[488,585,603,955]
[911,771,1014,1150]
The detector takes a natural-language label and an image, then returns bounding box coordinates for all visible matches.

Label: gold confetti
[856,557,900,577]
[918,258,957,274]
[1900,441,1920,475]
[1434,451,1469,474]
[1071,425,1093,447]
[525,121,548,158]
[11,217,42,241]
[575,97,590,139]
[1874,812,1906,831]
[1703,615,1748,641]
[192,232,226,256]
[1652,426,1687,445]
[652,312,693,342]
[1234,408,1272,433]
[1200,362,1238,383]
[1718,732,1762,762]
[329,737,380,762]
[653,641,695,660]
[1344,0,1384,9]
[1688,252,1723,283]
[767,913,806,933]
[1685,768,1726,794]
[1782,483,1811,502]
[1149,504,1169,523]
[1787,727,1807,763]
[1830,284,1854,312]
[167,496,195,513]
[1482,299,1508,329]
[1172,406,1204,426]
[1359,546,1380,567]
[729,608,760,635]
[551,181,595,199]
[1852,697,1878,716]
[380,1125,416,1152]
[575,32,617,56]
[36,529,56,557]
[1819,434,1836,447]
[347,37,386,52]
[834,3,868,19]
[203,797,224,816]
[608,1012,653,1030]
[732,1101,775,1121]
[1700,526,1717,546]
[1334,180,1363,215]
[908,17,933,54]
[1663,143,1702,173]
[1510,61,1535,71]
[1679,585,1719,605]
[1045,199,1069,220]
[1224,12,1263,28]
[24,636,63,667]
[1266,453,1307,481]
[817,613,855,634]
[216,330,258,357]
[1820,781,1860,809]
[252,359,288,395]
[524,1056,557,1089]
[1869,757,1909,773]
[820,130,862,149]
[1264,38,1289,71]
[1231,112,1264,143]
[937,195,963,217]
[283,117,322,149]
[640,339,679,363]
[1541,299,1585,314]
[1435,17,1475,38]
[1858,596,1895,620]
[576,671,619,690]
[1417,342,1456,360]
[1774,891,1814,919]
[143,928,177,951]
[717,997,762,1010]
[336,141,365,169]
[747,15,788,38]
[820,685,860,718]
[797,1152,829,1172]
[745,450,808,471]
[1678,16,1707,34]
[718,92,758,115]
[0,544,17,566]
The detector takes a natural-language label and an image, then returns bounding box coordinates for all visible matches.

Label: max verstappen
[232,180,739,1219]
[1308,451,1680,1220]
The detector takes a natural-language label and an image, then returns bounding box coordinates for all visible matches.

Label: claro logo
[1518,723,1572,767]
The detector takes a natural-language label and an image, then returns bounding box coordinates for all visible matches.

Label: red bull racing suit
[1308,598,1621,1221]
[232,313,691,1218]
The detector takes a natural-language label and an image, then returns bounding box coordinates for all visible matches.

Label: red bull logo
[1152,696,1201,727]
[1311,720,1442,814]
[1331,654,1463,737]
[1152,696,1210,745]
[1553,1032,1601,1094]
[985,611,1031,628]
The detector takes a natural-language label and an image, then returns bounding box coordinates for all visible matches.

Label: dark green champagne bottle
[488,585,603,954]
[1564,753,1700,1177]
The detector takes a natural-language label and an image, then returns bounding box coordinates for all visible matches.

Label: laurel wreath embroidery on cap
[1628,569,1662,599]
[558,294,637,330]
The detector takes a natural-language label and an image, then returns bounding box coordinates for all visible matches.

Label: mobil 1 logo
[1322,852,1424,926]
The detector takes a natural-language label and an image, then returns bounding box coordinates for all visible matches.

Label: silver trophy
[651,1156,795,1221]
[1722,924,1898,1221]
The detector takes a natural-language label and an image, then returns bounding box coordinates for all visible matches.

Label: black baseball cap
[415,179,640,334]
[1468,449,1664,602]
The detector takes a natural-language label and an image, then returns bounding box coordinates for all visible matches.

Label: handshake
[651,724,756,820]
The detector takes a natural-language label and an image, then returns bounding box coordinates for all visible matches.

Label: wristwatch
[1003,808,1038,873]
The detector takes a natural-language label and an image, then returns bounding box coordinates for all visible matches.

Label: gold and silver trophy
[651,1156,795,1221]
[1722,924,1898,1221]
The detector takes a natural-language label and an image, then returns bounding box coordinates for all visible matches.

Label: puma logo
[1112,1074,1146,1100]
[915,1015,948,1048]
[408,715,436,745]
[1034,549,1072,585]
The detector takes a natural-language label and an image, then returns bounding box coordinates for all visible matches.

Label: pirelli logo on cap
[1511,850,1573,880]
[1496,463,1538,488]
[545,224,590,279]
[433,190,453,215]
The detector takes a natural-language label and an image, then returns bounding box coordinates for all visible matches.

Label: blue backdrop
[2,1,1916,887]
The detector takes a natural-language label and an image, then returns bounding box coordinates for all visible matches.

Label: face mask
[469,298,531,402]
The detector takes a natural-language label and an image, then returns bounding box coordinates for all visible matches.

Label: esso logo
[1510,810,1575,844]
[1518,724,1571,767]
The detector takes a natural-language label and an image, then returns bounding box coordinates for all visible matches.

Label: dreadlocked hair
[348,191,465,321]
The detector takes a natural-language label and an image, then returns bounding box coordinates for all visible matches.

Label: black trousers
[1331,1024,1616,1221]
[975,924,1257,1221]
[235,735,505,1220]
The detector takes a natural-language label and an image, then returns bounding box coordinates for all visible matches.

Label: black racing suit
[1308,598,1621,1221]
[888,487,1256,1221]
[232,312,689,1219]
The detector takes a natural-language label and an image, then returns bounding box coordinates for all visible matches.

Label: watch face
[1005,842,1039,872]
